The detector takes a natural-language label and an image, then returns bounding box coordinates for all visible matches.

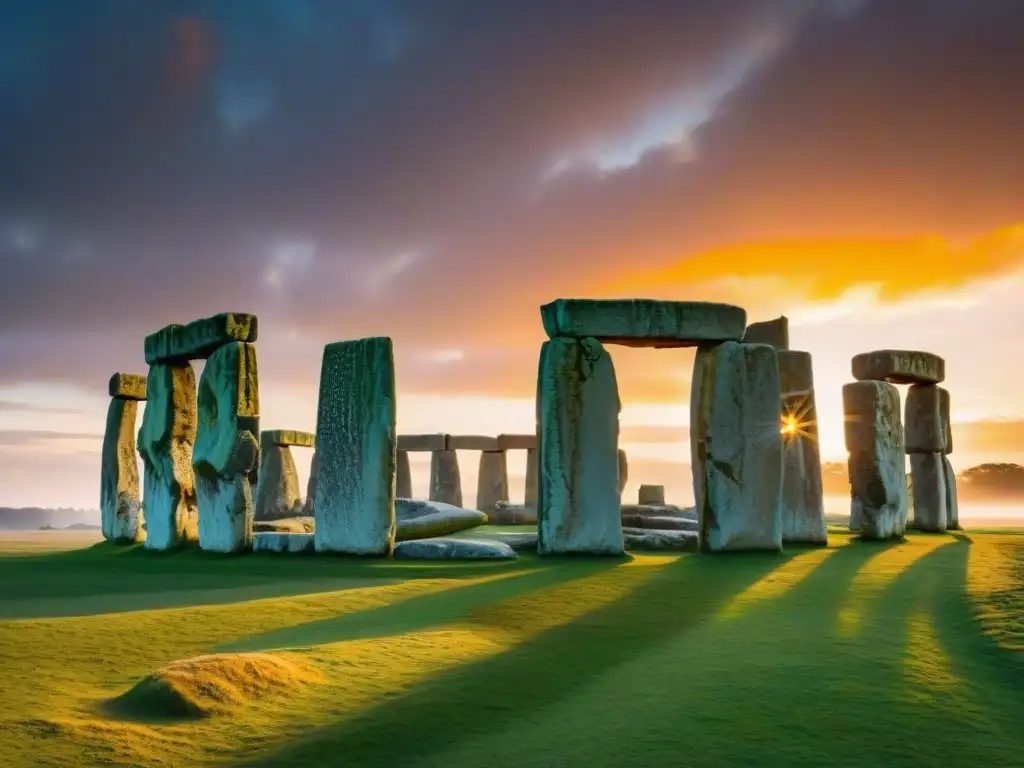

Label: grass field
[0,528,1021,767]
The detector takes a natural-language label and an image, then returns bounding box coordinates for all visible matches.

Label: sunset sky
[1,0,1022,510]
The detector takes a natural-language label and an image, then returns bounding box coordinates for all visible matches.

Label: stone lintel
[144,312,258,365]
[852,349,945,385]
[448,435,500,451]
[108,372,148,400]
[397,433,448,452]
[262,429,315,448]
[496,433,537,451]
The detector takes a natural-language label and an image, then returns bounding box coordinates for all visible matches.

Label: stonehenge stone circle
[910,453,947,532]
[138,362,199,549]
[396,450,413,498]
[537,336,624,555]
[778,350,826,545]
[691,340,783,553]
[541,298,745,348]
[101,380,145,544]
[313,337,397,555]
[743,316,789,350]
[429,449,463,507]
[476,450,509,512]
[843,380,907,540]
[253,433,304,521]
[145,312,258,365]
[193,341,260,553]
[638,484,665,505]
[852,349,944,385]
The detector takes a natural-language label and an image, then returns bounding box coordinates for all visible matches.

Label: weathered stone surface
[691,341,783,553]
[253,516,314,533]
[940,388,953,454]
[743,316,789,350]
[138,363,199,550]
[905,385,948,454]
[541,299,746,348]
[852,349,945,385]
[101,398,143,543]
[193,342,259,553]
[108,372,148,401]
[637,484,664,505]
[253,440,302,521]
[497,433,536,451]
[394,538,518,560]
[620,503,697,519]
[261,429,315,448]
[448,435,500,451]
[452,529,538,551]
[623,528,699,553]
[252,532,315,553]
[617,448,628,495]
[844,381,907,540]
[778,351,826,545]
[537,337,624,555]
[396,450,413,498]
[145,312,258,365]
[488,502,538,525]
[621,514,697,531]
[314,337,397,555]
[429,449,463,506]
[398,433,448,452]
[524,447,539,507]
[476,451,509,512]
[302,451,318,516]
[943,456,960,529]
[911,453,947,533]
[395,499,487,540]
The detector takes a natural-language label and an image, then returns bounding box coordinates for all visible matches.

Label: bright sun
[781,414,799,436]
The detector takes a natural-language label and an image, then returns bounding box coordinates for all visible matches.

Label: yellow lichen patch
[966,533,1024,652]
[717,545,841,619]
[903,608,963,694]
[837,536,953,636]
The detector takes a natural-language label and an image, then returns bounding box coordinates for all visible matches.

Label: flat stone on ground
[623,528,699,552]
[398,433,448,452]
[261,429,315,448]
[621,514,697,531]
[394,538,518,560]
[620,503,696,519]
[852,349,945,385]
[487,502,538,526]
[145,312,258,365]
[743,316,789,350]
[395,498,487,541]
[541,299,746,348]
[108,372,148,401]
[253,532,315,553]
[448,435,500,451]
[451,529,539,551]
[497,433,537,451]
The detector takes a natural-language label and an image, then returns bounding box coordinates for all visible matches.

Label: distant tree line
[821,461,1024,499]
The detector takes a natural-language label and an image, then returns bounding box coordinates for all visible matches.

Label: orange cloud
[619,224,1024,301]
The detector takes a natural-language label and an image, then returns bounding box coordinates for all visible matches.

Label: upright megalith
[138,363,199,549]
[303,451,318,516]
[429,449,463,507]
[743,316,789,350]
[909,453,947,532]
[943,456,960,530]
[537,337,623,555]
[691,341,783,553]
[904,383,950,533]
[193,342,260,553]
[843,380,907,540]
[476,450,509,513]
[498,433,538,507]
[101,374,146,543]
[313,337,397,555]
[396,450,413,498]
[524,446,539,507]
[778,351,826,545]
[253,432,308,521]
[638,484,665,505]
[617,448,629,496]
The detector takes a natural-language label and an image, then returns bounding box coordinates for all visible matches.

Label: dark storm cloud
[0,0,1022,396]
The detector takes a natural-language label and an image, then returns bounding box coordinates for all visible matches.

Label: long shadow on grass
[241,551,787,767]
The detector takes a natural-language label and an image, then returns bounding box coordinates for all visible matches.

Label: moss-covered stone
[262,429,315,448]
[101,398,143,543]
[144,312,258,365]
[108,372,148,401]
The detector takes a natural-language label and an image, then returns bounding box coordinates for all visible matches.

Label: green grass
[0,529,1021,767]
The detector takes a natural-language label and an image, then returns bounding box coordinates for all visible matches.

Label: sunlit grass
[966,532,1024,652]
[903,607,964,694]
[717,544,841,619]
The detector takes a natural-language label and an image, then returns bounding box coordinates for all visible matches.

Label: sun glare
[781,414,800,437]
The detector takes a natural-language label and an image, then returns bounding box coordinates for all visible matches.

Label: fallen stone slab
[538,337,624,555]
[462,530,539,552]
[691,341,783,553]
[394,538,518,560]
[261,429,315,448]
[497,433,536,451]
[743,316,789,350]
[253,516,314,533]
[487,502,538,525]
[395,499,487,541]
[448,435,500,451]
[145,312,258,365]
[905,384,949,454]
[253,532,315,553]
[101,398,144,543]
[943,456,960,529]
[429,449,463,507]
[621,514,697,531]
[911,453,947,533]
[108,372,148,401]
[852,349,945,385]
[398,433,448,452]
[623,528,699,553]
[314,337,397,555]
[637,484,665,505]
[253,440,303,521]
[620,503,697,519]
[540,299,746,348]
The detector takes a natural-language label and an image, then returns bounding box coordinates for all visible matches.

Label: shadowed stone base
[911,453,947,532]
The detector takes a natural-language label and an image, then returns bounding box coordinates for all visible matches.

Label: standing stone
[743,316,789,350]
[905,384,948,454]
[193,342,260,553]
[313,337,396,555]
[617,449,629,495]
[638,484,665,505]
[138,363,199,549]
[429,450,463,507]
[476,450,509,513]
[537,337,623,555]
[940,388,953,454]
[943,456,960,529]
[778,351,826,545]
[910,453,947,533]
[396,450,413,498]
[843,380,907,540]
[303,451,318,516]
[253,436,302,521]
[524,447,539,508]
[101,398,143,543]
[691,341,783,553]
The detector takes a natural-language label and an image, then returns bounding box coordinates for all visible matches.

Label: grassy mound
[106,652,321,720]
